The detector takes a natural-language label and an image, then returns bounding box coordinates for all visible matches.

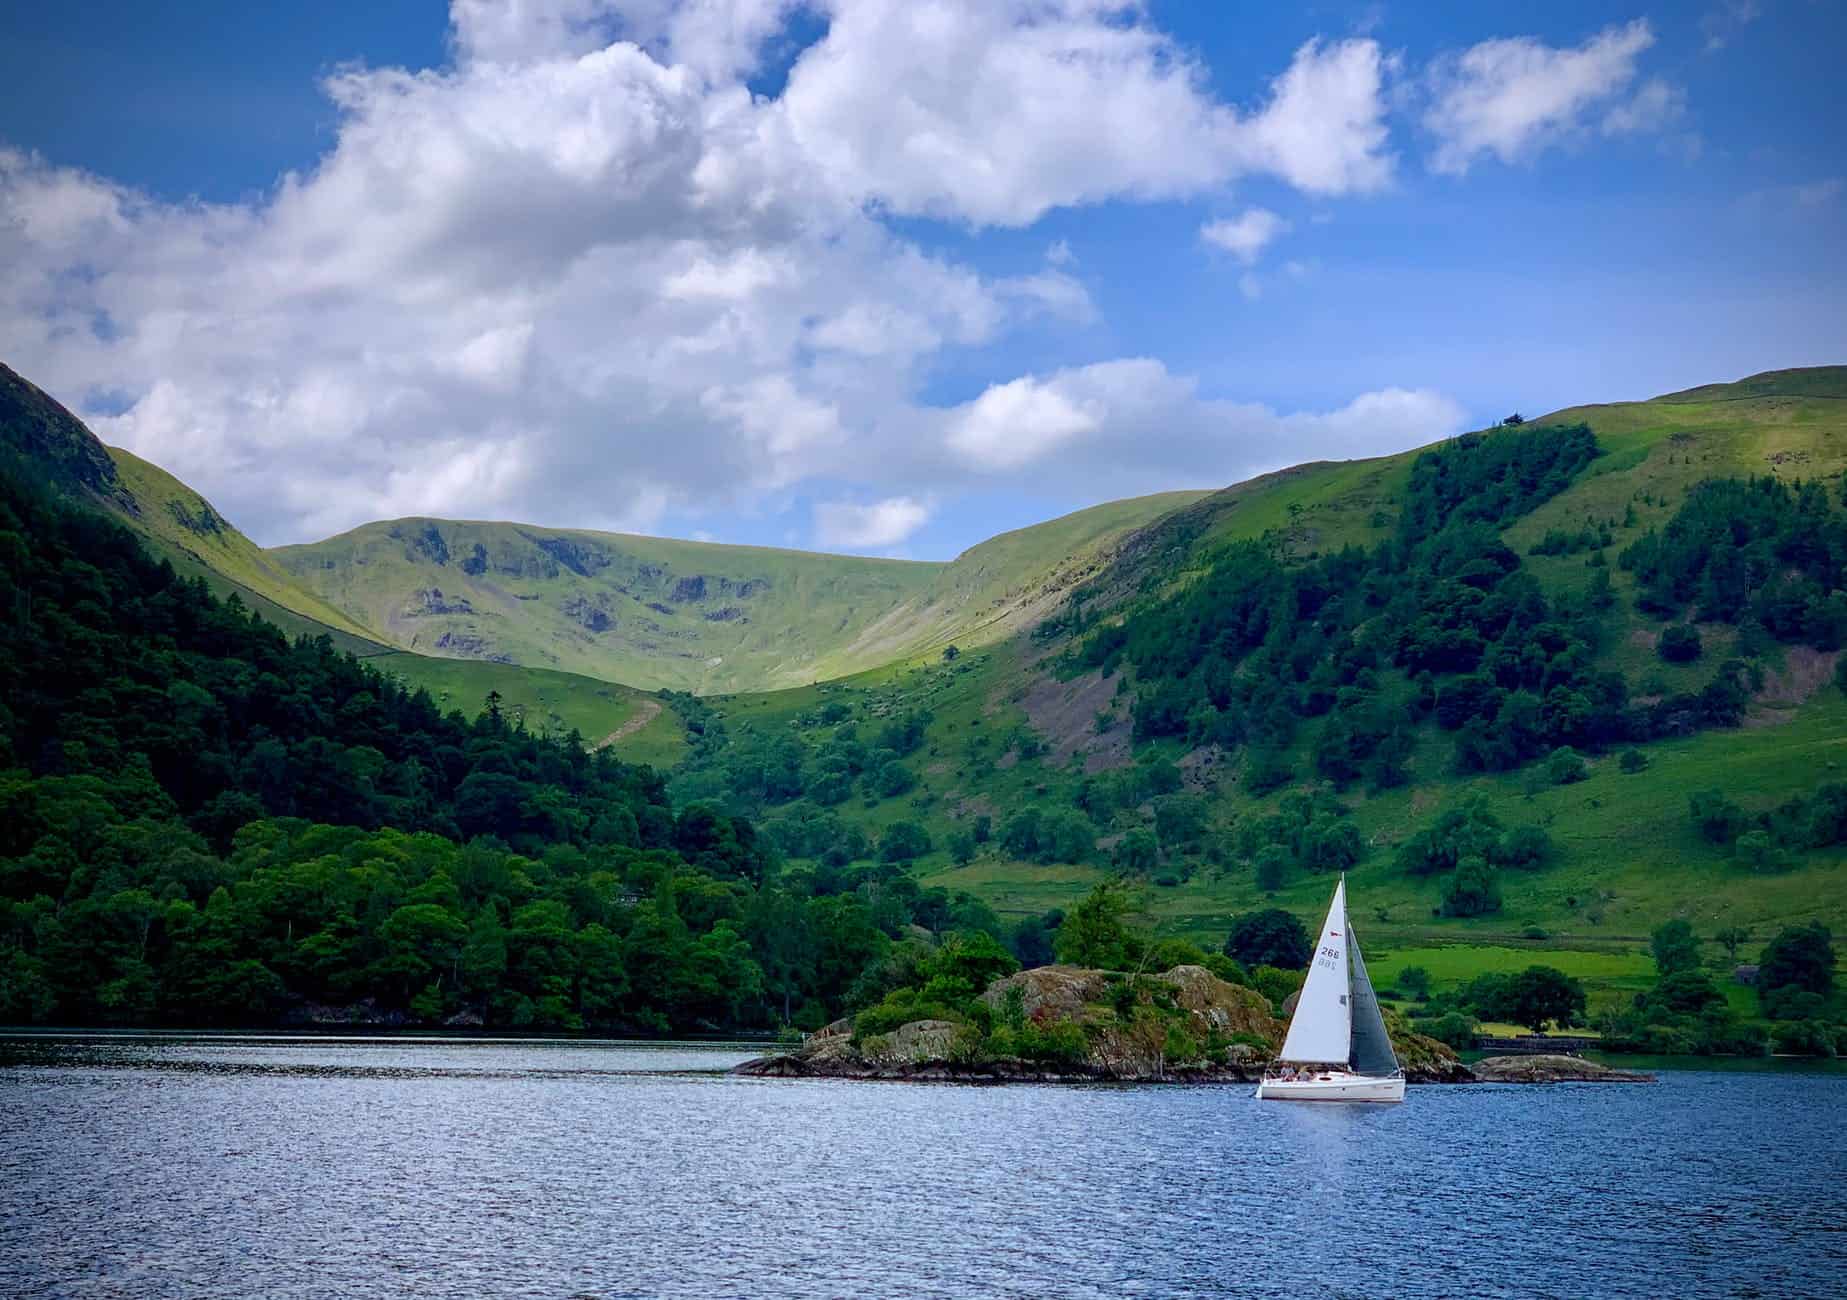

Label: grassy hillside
[675,367,1847,1017]
[105,447,384,643]
[271,491,1205,694]
[1,361,678,758]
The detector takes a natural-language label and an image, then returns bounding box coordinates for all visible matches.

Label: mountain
[271,492,1207,695]
[6,354,1843,1040]
[669,367,1847,1024]
[0,362,676,761]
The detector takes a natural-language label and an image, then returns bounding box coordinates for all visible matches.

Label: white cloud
[0,1,1418,549]
[1201,207,1290,265]
[774,7,1395,226]
[1601,76,1685,137]
[1423,20,1672,174]
[946,373,1105,471]
[1236,37,1396,195]
[814,494,932,547]
[935,360,1466,491]
[1701,0,1761,52]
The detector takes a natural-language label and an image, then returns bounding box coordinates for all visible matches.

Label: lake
[3,1034,1843,1298]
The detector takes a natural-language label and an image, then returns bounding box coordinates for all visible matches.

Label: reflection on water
[3,1034,1844,1298]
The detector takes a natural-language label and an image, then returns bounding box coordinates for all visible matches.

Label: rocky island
[733,962,1503,1084]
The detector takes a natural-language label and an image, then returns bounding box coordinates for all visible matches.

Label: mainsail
[1277,876,1352,1064]
[1347,927,1399,1076]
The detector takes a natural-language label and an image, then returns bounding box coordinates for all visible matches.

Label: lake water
[4,1035,1844,1299]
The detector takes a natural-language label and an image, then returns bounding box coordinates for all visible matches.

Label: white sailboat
[1256,875,1405,1103]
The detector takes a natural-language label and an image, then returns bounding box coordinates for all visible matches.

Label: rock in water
[1470,1054,1655,1083]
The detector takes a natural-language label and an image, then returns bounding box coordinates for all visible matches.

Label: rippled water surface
[4,1035,1844,1298]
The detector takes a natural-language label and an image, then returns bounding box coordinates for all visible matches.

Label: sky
[0,1,1842,558]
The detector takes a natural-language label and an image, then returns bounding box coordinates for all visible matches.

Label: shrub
[1618,748,1649,773]
[1658,624,1702,663]
[1201,953,1250,987]
[1412,1011,1477,1050]
[1769,1020,1839,1057]
[1545,746,1587,785]
[1250,965,1305,1015]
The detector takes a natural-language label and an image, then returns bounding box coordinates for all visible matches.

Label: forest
[1073,422,1791,778]
[0,466,1033,1030]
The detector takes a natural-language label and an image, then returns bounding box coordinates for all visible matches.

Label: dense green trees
[1686,782,1847,869]
[0,467,1032,1032]
[1077,424,1633,781]
[1223,908,1311,970]
[1621,477,1847,644]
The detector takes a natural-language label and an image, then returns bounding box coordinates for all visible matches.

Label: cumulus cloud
[1423,20,1676,174]
[938,360,1466,494]
[775,7,1395,226]
[813,494,932,548]
[1201,208,1290,265]
[0,1,1426,550]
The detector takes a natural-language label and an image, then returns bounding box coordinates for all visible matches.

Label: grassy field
[268,492,1204,695]
[370,654,685,768]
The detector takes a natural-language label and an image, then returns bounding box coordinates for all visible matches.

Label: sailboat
[1255,875,1405,1103]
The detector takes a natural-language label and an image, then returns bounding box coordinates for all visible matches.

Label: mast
[1276,876,1353,1064]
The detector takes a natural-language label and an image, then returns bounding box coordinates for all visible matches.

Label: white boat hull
[1256,1073,1405,1103]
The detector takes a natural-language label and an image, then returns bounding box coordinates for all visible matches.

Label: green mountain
[0,362,677,763]
[271,492,1206,695]
[670,367,1847,1026]
[5,354,1843,1044]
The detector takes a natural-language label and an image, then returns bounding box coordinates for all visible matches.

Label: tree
[1732,830,1787,872]
[947,829,976,866]
[1115,829,1159,875]
[1253,844,1289,892]
[1506,966,1586,1032]
[1397,966,1431,1000]
[879,821,931,863]
[1055,883,1143,970]
[1658,624,1702,663]
[1758,923,1836,999]
[941,645,960,662]
[1618,748,1649,774]
[1224,908,1311,970]
[1651,919,1701,976]
[1714,925,1751,963]
[1439,859,1502,917]
[1688,790,1745,845]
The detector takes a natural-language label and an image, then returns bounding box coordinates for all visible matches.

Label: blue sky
[0,1,1842,557]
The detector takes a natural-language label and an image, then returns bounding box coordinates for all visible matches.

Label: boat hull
[1255,1073,1405,1103]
